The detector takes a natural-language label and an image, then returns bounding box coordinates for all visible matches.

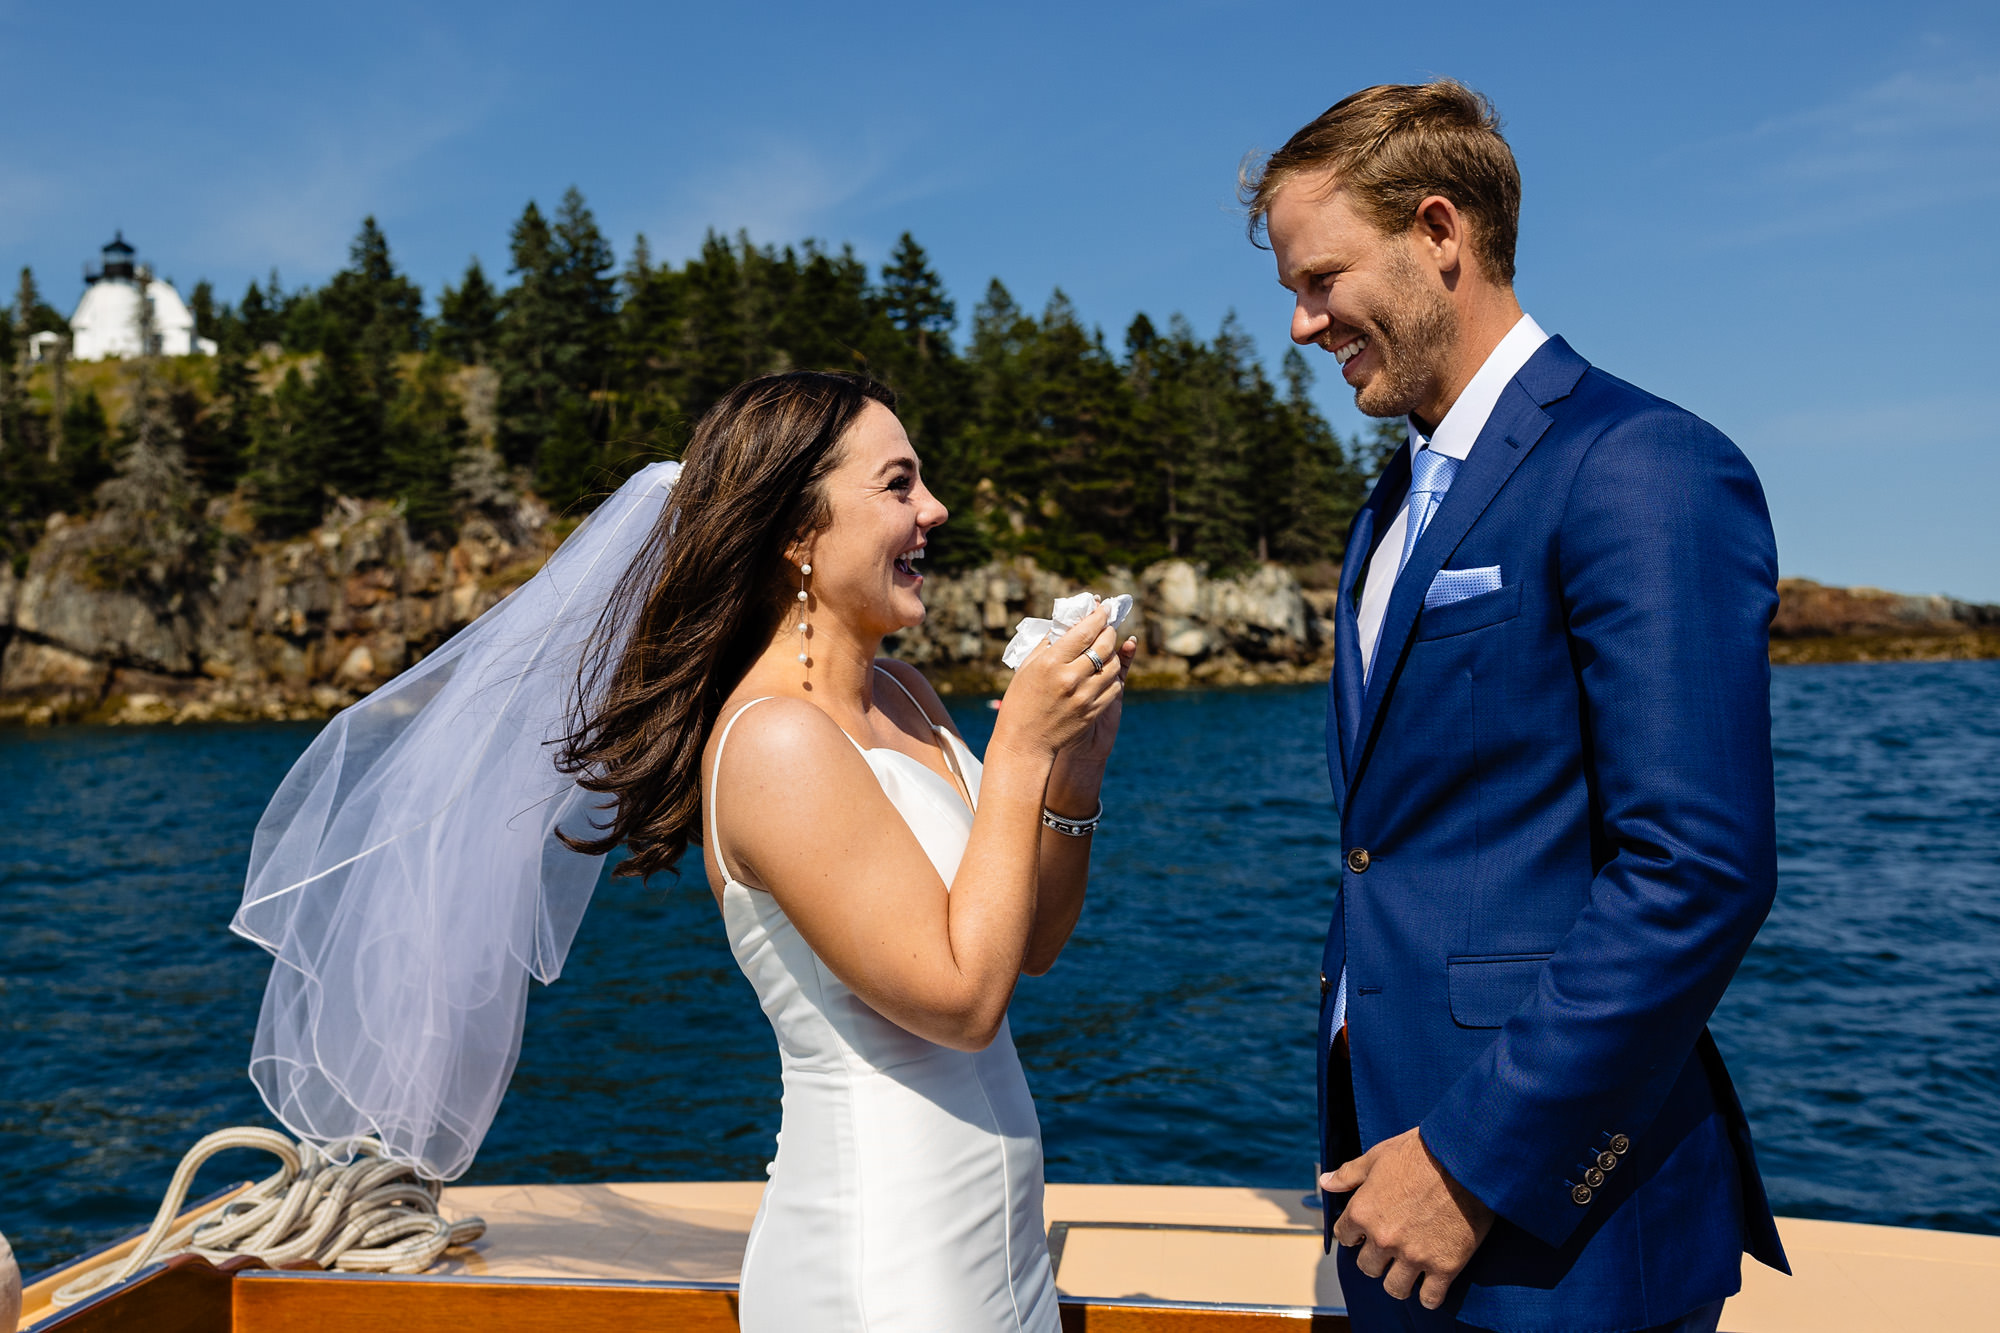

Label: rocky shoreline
[1,499,1994,727]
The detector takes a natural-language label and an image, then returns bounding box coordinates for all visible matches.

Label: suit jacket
[1315,337,1790,1331]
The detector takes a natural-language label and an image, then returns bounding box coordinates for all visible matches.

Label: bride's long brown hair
[556,370,896,877]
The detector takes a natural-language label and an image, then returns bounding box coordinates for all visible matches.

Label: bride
[235,369,1133,1331]
[556,371,1134,1329]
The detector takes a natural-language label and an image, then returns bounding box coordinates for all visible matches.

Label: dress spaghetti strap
[708,697,775,885]
[876,664,973,807]
[874,662,939,729]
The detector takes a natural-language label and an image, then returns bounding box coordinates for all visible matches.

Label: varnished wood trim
[1060,1301,1349,1331]
[230,1271,1346,1333]
[19,1182,254,1326]
[232,1270,741,1333]
[26,1254,233,1333]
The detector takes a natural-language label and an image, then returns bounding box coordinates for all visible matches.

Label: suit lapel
[1330,509,1373,786]
[1332,451,1407,785]
[1347,339,1588,790]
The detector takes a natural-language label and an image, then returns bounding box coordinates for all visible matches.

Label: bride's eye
[887,475,912,493]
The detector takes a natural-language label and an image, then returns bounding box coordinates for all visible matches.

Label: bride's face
[800,401,949,638]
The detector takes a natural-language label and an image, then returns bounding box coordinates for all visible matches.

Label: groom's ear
[1412,195,1468,281]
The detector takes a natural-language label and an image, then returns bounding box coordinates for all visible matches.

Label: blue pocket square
[1426,566,1504,609]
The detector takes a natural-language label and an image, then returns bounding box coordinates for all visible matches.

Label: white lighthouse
[54,233,218,361]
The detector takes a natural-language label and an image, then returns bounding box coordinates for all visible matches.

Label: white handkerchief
[1425,566,1503,609]
[1001,592,1135,669]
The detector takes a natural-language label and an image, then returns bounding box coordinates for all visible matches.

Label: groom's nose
[1291,294,1329,346]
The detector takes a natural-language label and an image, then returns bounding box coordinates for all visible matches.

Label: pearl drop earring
[796,562,812,686]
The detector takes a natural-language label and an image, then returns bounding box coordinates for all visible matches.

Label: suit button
[1320,972,1331,997]
[1570,1183,1593,1206]
[1346,849,1371,874]
[1597,1150,1619,1172]
[1584,1166,1605,1188]
[1609,1134,1630,1156]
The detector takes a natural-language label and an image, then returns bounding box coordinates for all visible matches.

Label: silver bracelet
[1041,800,1103,837]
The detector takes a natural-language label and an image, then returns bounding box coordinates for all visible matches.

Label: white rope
[50,1127,486,1308]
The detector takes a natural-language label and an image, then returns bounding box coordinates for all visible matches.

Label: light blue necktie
[1333,446,1462,1047]
[1397,447,1460,576]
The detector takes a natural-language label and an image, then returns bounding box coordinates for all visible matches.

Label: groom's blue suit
[1317,336,1790,1330]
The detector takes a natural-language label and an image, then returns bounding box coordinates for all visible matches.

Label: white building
[42,233,219,362]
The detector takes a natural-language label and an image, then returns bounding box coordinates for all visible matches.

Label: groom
[1246,82,1790,1331]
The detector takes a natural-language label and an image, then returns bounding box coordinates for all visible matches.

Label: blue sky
[4,1,1995,597]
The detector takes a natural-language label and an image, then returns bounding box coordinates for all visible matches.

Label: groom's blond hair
[1242,80,1521,286]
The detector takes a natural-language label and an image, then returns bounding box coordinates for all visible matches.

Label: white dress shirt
[1355,314,1549,682]
[1331,314,1549,1048]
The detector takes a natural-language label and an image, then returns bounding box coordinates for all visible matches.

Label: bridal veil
[232,461,681,1181]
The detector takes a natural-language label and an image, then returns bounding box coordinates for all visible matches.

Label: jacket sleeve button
[1346,849,1371,874]
[1570,1183,1593,1206]
[1584,1166,1605,1188]
[1597,1149,1619,1172]
[1609,1134,1630,1155]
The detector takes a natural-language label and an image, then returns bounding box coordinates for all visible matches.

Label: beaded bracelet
[1041,800,1104,838]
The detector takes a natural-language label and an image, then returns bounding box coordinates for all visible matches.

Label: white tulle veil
[232,461,682,1181]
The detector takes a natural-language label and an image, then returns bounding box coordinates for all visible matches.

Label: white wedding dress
[709,671,1061,1332]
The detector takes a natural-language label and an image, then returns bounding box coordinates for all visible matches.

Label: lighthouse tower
[63,233,218,361]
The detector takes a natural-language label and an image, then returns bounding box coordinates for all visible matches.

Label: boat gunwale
[17,1181,253,1292]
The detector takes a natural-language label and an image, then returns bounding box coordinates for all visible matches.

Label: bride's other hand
[992,605,1135,763]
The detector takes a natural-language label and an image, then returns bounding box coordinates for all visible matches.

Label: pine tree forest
[0,190,1390,582]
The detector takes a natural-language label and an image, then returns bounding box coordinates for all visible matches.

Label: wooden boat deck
[20,1180,2000,1330]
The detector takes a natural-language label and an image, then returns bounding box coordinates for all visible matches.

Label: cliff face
[1,512,1994,727]
[0,501,1336,725]
[889,557,1335,694]
[1768,579,2000,665]
[0,500,560,725]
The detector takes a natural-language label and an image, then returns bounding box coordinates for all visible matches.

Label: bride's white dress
[709,674,1061,1332]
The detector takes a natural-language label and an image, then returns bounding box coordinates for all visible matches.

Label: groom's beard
[1348,251,1459,421]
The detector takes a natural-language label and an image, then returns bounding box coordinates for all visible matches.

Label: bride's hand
[991,605,1135,762]
[1058,630,1137,773]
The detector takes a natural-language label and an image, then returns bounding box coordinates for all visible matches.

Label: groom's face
[1267,172,1458,421]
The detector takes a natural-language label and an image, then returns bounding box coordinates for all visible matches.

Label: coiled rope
[51,1127,485,1308]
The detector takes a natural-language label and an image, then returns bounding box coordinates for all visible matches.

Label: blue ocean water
[1,661,1996,1275]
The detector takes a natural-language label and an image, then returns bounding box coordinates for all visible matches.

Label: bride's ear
[782,521,822,575]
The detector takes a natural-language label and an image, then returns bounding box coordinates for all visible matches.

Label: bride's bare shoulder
[709,694,859,781]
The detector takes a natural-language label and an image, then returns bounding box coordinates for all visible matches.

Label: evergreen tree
[1268,349,1364,566]
[387,352,470,542]
[1151,315,1255,570]
[321,217,427,362]
[85,384,207,595]
[188,281,219,347]
[437,258,500,365]
[871,233,966,496]
[494,201,558,468]
[0,302,14,458]
[239,277,281,348]
[14,268,65,337]
[311,330,390,498]
[245,368,324,534]
[494,188,620,502]
[59,393,116,499]
[879,233,956,362]
[1355,417,1404,481]
[190,350,257,492]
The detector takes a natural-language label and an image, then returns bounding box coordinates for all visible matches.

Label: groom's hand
[1322,1128,1495,1309]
